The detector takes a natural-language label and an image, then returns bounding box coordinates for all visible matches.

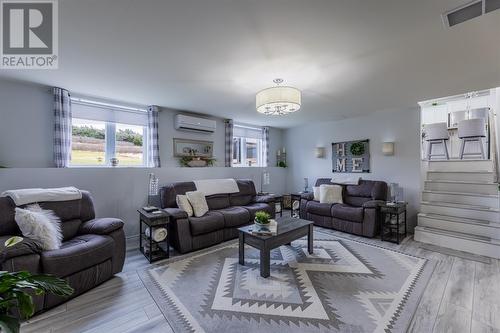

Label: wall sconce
[382,142,395,156]
[314,147,325,158]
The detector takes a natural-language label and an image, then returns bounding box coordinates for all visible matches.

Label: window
[115,123,145,166]
[70,98,148,167]
[71,118,106,166]
[232,125,263,167]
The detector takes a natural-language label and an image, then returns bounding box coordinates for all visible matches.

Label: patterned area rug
[140,230,435,333]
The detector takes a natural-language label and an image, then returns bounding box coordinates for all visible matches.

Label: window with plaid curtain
[53,87,72,168]
[262,126,269,167]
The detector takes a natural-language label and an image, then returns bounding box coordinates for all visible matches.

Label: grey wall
[283,108,421,230]
[158,109,225,167]
[0,80,53,167]
[0,79,283,168]
[0,77,423,239]
[0,78,285,245]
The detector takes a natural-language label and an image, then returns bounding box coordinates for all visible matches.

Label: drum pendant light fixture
[256,79,301,116]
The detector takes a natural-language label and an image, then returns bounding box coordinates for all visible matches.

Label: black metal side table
[290,193,303,218]
[273,195,284,217]
[379,202,407,244]
[138,208,170,263]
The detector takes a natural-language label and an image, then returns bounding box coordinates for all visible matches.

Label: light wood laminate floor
[21,230,500,333]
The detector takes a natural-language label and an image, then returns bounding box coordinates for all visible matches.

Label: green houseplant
[350,142,365,156]
[0,237,74,333]
[254,211,271,225]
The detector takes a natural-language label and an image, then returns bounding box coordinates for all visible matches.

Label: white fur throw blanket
[193,179,239,196]
[330,176,361,185]
[1,187,82,206]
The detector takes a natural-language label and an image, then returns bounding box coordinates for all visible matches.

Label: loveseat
[160,179,275,254]
[300,179,387,237]
[0,191,126,313]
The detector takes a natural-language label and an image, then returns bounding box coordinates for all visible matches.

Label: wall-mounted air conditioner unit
[175,114,216,134]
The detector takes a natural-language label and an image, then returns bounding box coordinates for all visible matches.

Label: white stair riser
[424,182,498,195]
[427,172,495,182]
[418,215,500,239]
[414,228,500,259]
[421,204,499,221]
[422,192,499,208]
[427,160,493,172]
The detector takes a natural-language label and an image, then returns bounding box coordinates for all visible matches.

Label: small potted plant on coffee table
[254,211,271,226]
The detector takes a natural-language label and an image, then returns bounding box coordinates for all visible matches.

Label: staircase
[414,160,500,259]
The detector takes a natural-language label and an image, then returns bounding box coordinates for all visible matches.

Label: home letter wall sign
[331,139,370,173]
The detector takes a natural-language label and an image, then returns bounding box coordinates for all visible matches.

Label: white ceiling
[1,0,499,128]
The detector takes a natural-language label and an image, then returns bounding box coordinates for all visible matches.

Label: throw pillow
[14,204,63,250]
[185,191,209,217]
[313,186,320,201]
[176,194,194,217]
[319,184,343,204]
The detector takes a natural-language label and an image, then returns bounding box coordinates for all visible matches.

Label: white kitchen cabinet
[447,96,489,112]
[421,104,448,125]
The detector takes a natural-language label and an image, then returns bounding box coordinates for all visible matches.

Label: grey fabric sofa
[300,179,387,237]
[0,191,126,313]
[160,179,275,254]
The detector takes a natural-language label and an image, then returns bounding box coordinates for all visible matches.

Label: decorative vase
[148,173,159,196]
[187,158,208,167]
[254,219,270,226]
[148,173,159,206]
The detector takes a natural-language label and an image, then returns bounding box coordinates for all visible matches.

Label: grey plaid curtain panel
[224,119,234,167]
[147,105,161,167]
[53,87,72,168]
[262,126,269,167]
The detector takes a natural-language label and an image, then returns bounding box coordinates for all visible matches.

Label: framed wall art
[331,139,370,173]
[173,138,214,158]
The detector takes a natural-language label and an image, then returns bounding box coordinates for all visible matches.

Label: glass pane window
[115,123,145,166]
[71,118,106,166]
[232,137,242,166]
[245,138,259,167]
[232,132,263,167]
[70,97,149,167]
[70,119,147,167]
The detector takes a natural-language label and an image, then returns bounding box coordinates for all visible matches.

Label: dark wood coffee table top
[238,217,312,239]
[238,217,314,278]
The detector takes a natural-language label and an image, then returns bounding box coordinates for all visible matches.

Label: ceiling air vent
[485,0,500,13]
[443,0,500,27]
[445,1,482,27]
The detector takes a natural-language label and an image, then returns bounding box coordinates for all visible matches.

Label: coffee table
[238,217,314,278]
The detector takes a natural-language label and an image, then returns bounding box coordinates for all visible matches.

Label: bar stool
[458,118,486,159]
[425,122,449,160]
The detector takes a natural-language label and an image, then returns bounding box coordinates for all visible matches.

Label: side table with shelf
[379,202,407,244]
[138,208,170,263]
[273,195,284,217]
[290,193,302,218]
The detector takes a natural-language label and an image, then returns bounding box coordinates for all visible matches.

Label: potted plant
[254,211,271,225]
[350,141,365,156]
[0,237,74,333]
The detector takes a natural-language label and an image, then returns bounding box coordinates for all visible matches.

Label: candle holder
[148,173,159,206]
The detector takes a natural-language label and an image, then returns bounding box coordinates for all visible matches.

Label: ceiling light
[256,79,301,116]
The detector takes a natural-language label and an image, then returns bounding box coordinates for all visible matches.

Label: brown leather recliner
[160,179,275,254]
[300,179,388,237]
[0,191,126,313]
